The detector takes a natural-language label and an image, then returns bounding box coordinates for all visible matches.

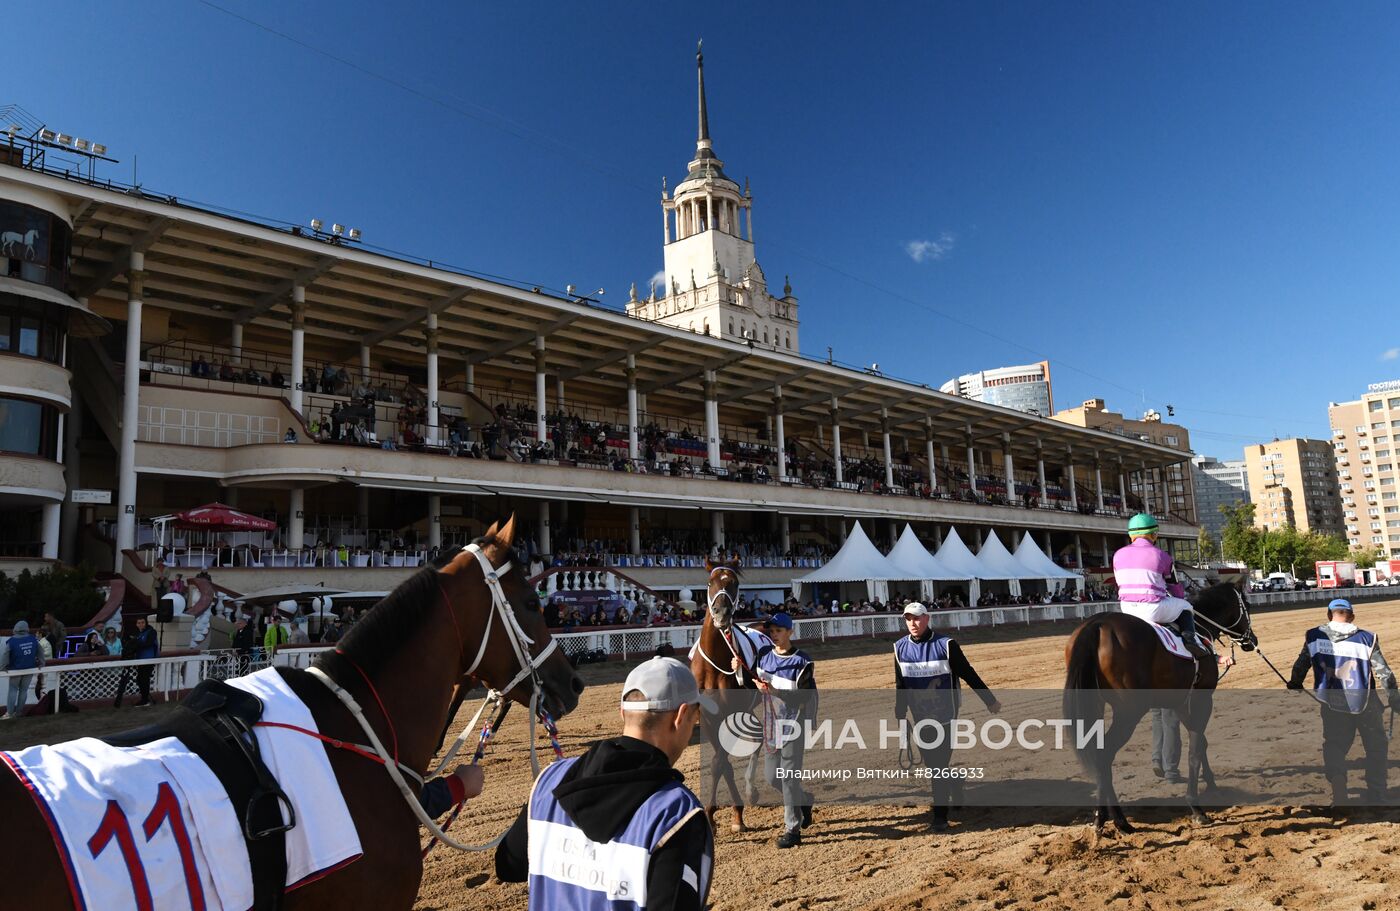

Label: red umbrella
[174,503,278,532]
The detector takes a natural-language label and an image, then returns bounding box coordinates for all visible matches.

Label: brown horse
[1063,582,1256,834]
[689,556,767,833]
[0,514,584,910]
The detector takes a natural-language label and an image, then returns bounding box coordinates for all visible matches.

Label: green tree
[1219,502,1263,566]
[1352,546,1384,569]
[0,566,104,629]
[1196,525,1216,562]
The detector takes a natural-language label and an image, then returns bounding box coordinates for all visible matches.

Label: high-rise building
[940,361,1053,417]
[1050,398,1196,523]
[625,45,799,354]
[1191,455,1249,541]
[1242,439,1344,537]
[1328,379,1400,558]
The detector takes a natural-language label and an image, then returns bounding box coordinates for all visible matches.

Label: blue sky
[16,1,1400,457]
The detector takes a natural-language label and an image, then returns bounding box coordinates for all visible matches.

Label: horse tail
[1063,619,1106,774]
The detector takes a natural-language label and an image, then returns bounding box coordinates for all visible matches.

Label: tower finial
[697,39,710,146]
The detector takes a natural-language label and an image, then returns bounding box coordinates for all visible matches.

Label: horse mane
[320,534,504,678]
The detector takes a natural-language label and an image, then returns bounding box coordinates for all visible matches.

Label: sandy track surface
[416,598,1400,911]
[5,600,1398,910]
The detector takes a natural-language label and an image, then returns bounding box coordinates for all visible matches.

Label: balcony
[0,352,71,410]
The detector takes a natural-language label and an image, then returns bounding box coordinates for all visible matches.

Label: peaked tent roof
[929,527,986,578]
[972,531,1041,580]
[794,521,902,583]
[1012,532,1081,580]
[886,525,976,581]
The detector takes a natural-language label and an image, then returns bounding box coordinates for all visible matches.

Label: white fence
[3,586,1390,717]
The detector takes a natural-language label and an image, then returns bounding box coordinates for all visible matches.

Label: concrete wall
[0,355,71,410]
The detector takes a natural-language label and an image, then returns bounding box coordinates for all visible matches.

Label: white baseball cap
[902,602,930,617]
[621,657,716,712]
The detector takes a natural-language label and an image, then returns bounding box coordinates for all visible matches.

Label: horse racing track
[419,597,1400,911]
[4,599,1398,910]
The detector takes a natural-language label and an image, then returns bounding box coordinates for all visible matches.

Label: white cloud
[649,270,666,294]
[905,231,956,263]
[1383,347,1400,361]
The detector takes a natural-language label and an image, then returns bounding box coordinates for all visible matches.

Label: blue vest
[756,647,815,724]
[895,634,959,717]
[1307,626,1377,714]
[5,635,39,671]
[526,757,712,911]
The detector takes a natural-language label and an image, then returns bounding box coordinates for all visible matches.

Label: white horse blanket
[1147,622,1212,661]
[1,667,361,910]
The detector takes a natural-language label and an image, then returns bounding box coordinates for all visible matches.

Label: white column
[1075,534,1084,569]
[1102,535,1112,565]
[882,412,895,488]
[537,500,551,555]
[662,202,671,244]
[534,335,547,441]
[1068,463,1079,510]
[41,501,60,559]
[115,253,144,569]
[464,361,475,394]
[629,507,641,556]
[774,395,787,480]
[1036,444,1048,504]
[1141,462,1151,513]
[230,322,244,362]
[60,383,81,563]
[704,370,721,465]
[288,488,305,552]
[965,428,977,494]
[359,344,371,385]
[290,284,306,416]
[555,377,565,411]
[1002,433,1014,500]
[426,313,440,439]
[1095,461,1105,511]
[926,437,937,493]
[626,355,640,459]
[746,203,754,243]
[831,399,844,484]
[711,511,724,549]
[1118,468,1128,513]
[705,193,714,232]
[780,514,791,552]
[428,494,442,549]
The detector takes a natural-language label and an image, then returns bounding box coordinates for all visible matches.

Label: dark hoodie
[496,736,712,911]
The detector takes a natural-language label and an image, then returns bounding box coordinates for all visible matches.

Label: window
[0,396,59,458]
[785,333,791,350]
[1371,401,1385,412]
[1390,398,1400,409]
[728,320,734,336]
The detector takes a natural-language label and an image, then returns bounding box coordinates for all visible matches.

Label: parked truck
[1315,561,1357,589]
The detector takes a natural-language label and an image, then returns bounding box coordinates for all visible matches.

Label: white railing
[138,405,281,447]
[1,653,213,717]
[143,546,428,569]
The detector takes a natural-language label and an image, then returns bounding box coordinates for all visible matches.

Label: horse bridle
[697,565,752,682]
[1193,587,1255,649]
[306,540,561,853]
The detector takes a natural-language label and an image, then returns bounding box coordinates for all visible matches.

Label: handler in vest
[496,657,714,911]
[737,612,816,849]
[894,602,1001,831]
[1287,598,1399,804]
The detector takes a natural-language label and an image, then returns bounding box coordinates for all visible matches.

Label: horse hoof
[1191,811,1211,825]
[729,823,744,834]
[1115,819,1137,835]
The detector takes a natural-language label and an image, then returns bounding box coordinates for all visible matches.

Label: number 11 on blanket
[87,781,207,911]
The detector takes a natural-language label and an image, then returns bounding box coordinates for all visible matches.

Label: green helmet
[1128,513,1159,537]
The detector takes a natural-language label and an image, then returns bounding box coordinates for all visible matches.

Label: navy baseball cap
[769,612,794,630]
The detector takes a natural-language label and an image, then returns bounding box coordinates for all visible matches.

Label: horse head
[704,555,742,632]
[449,514,584,719]
[1192,581,1257,652]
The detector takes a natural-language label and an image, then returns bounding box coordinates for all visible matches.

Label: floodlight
[39,129,56,142]
[57,133,72,146]
[348,228,361,241]
[593,288,605,297]
[566,284,577,296]
[331,224,344,236]
[74,138,89,151]
[92,143,107,155]
[310,218,323,231]
[5,125,19,136]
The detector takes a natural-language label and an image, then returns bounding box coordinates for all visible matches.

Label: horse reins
[302,541,565,853]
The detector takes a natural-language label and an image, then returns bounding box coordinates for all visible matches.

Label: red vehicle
[1315,561,1357,589]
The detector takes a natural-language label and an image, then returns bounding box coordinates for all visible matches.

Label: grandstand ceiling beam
[634,351,748,396]
[75,216,173,298]
[360,287,472,347]
[462,314,581,367]
[777,383,862,416]
[716,367,815,405]
[232,256,339,325]
[557,337,657,381]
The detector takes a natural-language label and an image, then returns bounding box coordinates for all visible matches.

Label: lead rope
[423,696,512,859]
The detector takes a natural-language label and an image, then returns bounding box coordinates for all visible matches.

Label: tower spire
[697,40,710,149]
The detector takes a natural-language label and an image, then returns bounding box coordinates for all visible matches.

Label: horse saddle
[1147,622,1212,662]
[104,679,294,910]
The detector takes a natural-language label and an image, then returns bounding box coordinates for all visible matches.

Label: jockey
[1112,514,1212,659]
[1288,598,1398,804]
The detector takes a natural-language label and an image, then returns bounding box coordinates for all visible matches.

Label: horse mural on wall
[1,227,39,260]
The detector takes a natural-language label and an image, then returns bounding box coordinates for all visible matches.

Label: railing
[143,546,428,569]
[0,652,211,717]
[138,404,281,447]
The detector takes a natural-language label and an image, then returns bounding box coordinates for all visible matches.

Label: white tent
[1012,531,1083,592]
[886,525,976,601]
[929,528,984,603]
[972,531,1040,596]
[793,521,901,602]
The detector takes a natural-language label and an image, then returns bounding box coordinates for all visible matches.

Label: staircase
[529,566,677,615]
